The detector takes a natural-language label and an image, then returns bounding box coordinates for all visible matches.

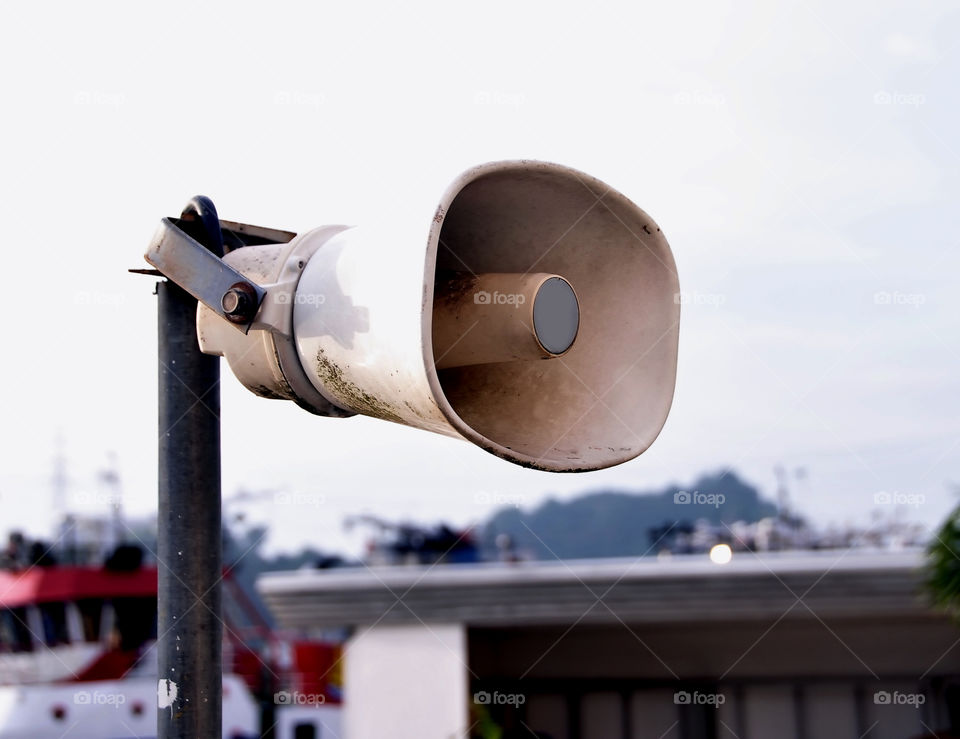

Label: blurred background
[0,0,957,559]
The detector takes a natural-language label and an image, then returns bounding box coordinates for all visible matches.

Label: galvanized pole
[156,201,223,738]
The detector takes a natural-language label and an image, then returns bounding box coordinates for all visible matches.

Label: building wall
[470,617,960,679]
[344,622,468,739]
[469,617,960,738]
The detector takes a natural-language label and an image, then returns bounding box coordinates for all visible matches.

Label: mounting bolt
[220,282,258,323]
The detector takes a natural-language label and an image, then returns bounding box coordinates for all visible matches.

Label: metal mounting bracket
[145,218,271,333]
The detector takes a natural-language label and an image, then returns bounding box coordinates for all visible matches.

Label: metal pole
[157,273,222,736]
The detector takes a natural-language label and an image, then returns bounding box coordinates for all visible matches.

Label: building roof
[258,549,935,630]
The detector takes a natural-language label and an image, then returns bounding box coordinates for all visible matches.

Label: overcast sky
[0,1,957,557]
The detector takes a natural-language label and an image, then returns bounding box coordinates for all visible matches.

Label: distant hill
[481,470,779,560]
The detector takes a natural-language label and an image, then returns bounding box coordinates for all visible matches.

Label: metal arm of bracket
[145,218,271,332]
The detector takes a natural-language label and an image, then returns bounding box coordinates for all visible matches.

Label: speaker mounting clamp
[144,218,269,333]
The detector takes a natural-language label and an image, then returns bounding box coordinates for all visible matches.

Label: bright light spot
[709,544,732,565]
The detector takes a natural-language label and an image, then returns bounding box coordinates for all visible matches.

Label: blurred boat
[0,535,342,739]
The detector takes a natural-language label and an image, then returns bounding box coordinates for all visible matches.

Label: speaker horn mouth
[422,161,680,472]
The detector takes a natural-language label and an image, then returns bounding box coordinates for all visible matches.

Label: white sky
[0,1,957,557]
